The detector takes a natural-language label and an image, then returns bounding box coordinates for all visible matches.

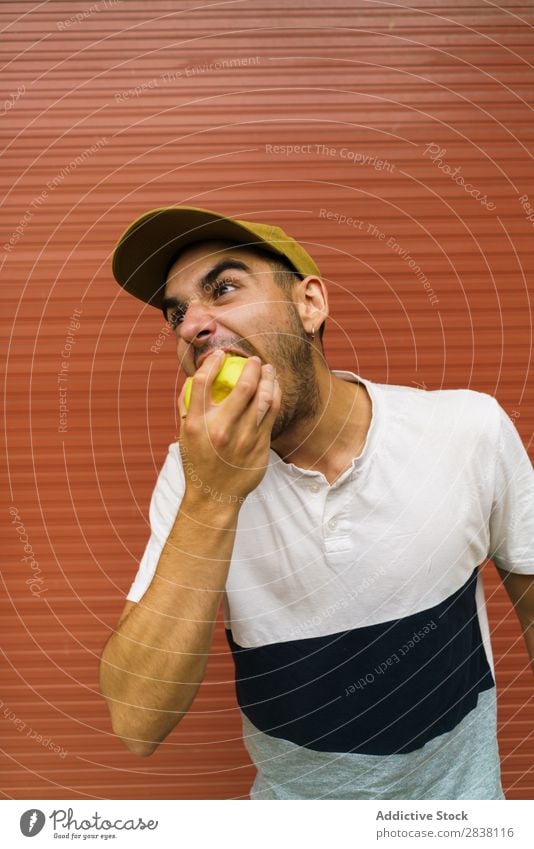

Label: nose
[179,299,217,347]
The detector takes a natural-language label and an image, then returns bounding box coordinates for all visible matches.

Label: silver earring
[311,327,315,340]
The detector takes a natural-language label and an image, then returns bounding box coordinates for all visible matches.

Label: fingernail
[265,364,274,374]
[205,350,223,364]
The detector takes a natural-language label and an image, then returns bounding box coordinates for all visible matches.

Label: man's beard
[268,304,320,440]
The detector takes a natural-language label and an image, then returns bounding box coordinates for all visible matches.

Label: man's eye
[166,279,236,328]
[213,278,237,298]
[168,309,184,328]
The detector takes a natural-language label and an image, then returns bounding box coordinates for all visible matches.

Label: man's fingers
[182,353,277,435]
[260,374,281,431]
[255,364,276,427]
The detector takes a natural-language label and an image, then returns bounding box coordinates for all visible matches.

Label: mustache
[193,338,258,368]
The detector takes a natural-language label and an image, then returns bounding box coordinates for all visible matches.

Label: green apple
[184,354,248,410]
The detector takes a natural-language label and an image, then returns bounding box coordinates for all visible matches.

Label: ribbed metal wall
[2,1,533,800]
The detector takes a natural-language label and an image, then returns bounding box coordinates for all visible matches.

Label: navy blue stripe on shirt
[226,566,494,755]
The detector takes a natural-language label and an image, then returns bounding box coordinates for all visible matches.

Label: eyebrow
[161,258,253,321]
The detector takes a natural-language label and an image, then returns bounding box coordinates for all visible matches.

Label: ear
[293,275,329,335]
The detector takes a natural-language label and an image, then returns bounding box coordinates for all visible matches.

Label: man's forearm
[99,493,240,755]
[521,623,534,672]
[495,566,534,675]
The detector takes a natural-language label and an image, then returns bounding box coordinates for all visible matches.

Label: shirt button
[309,483,320,493]
[328,518,338,530]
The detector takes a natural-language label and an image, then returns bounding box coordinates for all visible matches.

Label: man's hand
[177,350,281,505]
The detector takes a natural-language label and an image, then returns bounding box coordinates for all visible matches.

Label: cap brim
[112,206,293,309]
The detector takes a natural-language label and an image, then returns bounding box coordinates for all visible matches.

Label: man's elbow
[111,712,188,757]
[109,711,186,755]
[112,718,163,756]
[118,735,159,757]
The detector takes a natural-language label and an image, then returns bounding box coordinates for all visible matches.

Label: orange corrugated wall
[1,1,533,800]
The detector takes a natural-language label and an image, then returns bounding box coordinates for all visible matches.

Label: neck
[270,361,373,484]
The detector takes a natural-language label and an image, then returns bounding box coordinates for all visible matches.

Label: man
[100,205,534,800]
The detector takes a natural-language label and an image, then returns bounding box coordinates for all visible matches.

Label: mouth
[195,347,251,370]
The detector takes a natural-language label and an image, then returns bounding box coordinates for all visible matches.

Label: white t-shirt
[126,372,534,799]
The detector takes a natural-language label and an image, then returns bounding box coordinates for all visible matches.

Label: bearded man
[100,206,534,800]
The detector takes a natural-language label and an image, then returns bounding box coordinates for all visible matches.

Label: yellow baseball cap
[112,205,321,309]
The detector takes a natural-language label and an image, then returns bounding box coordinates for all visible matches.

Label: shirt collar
[268,370,381,485]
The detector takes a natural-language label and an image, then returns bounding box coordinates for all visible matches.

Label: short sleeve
[488,402,534,574]
[126,442,185,602]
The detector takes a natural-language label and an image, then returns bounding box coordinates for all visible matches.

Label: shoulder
[370,379,501,449]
